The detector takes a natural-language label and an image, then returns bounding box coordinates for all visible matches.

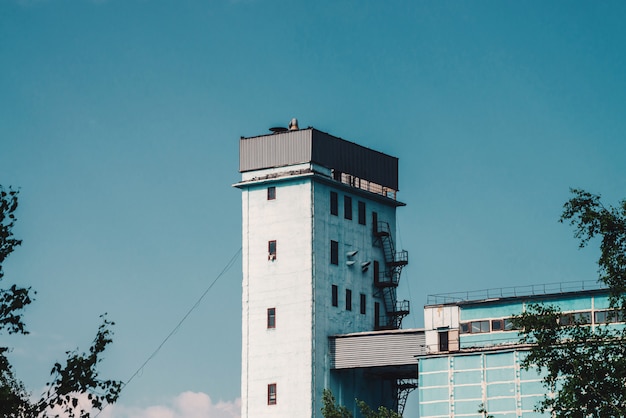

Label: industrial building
[234,121,420,417]
[419,281,613,418]
[234,121,617,418]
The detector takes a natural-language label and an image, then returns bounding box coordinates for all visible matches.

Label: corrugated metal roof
[239,128,399,190]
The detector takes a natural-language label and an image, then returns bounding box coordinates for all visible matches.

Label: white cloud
[99,392,241,418]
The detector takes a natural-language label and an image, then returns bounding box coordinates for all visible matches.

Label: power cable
[94,246,242,417]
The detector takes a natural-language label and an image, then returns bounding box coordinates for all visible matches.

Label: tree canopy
[0,186,122,417]
[513,188,626,417]
[321,388,402,418]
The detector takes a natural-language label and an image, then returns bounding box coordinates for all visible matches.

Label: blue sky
[1,1,625,416]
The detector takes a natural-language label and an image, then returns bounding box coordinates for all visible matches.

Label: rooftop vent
[269,118,299,133]
[288,118,299,130]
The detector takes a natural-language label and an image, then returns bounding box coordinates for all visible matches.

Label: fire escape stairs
[395,379,419,416]
[373,221,409,330]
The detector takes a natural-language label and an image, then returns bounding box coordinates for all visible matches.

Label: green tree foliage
[355,400,402,418]
[0,186,122,417]
[513,189,626,417]
[321,389,352,418]
[321,388,402,418]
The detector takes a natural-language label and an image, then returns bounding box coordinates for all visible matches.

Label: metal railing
[335,171,398,200]
[426,280,607,305]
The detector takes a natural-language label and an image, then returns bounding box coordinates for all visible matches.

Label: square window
[360,293,366,314]
[268,383,277,405]
[267,308,276,329]
[346,289,352,311]
[595,310,624,323]
[595,310,609,324]
[460,323,470,334]
[330,240,338,265]
[576,311,592,324]
[267,187,276,200]
[332,285,338,307]
[344,196,352,220]
[504,318,517,331]
[268,240,277,261]
[491,319,503,331]
[358,201,366,225]
[330,191,338,216]
[471,320,489,333]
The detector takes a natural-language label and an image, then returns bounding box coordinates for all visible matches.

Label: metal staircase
[373,221,409,330]
[395,379,418,416]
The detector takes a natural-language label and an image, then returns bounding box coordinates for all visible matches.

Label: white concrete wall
[241,178,314,418]
[423,305,460,353]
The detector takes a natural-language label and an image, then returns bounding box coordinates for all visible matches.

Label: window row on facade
[268,239,371,268]
[460,318,518,334]
[332,284,366,314]
[266,187,367,226]
[330,191,366,225]
[559,309,625,325]
[460,309,626,334]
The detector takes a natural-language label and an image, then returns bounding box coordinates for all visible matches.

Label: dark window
[332,285,338,307]
[358,201,366,225]
[491,319,503,331]
[346,289,352,311]
[374,302,380,329]
[438,331,449,352]
[330,240,338,265]
[373,261,380,285]
[360,294,366,314]
[344,196,352,220]
[268,383,277,405]
[560,311,592,326]
[267,308,276,329]
[460,323,470,334]
[267,187,276,200]
[372,211,378,234]
[330,191,338,216]
[268,240,277,261]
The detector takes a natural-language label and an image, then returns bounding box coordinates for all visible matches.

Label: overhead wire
[94,246,242,417]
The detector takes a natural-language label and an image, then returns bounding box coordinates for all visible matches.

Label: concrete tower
[235,123,409,417]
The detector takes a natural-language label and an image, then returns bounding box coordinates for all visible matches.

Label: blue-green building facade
[418,283,618,418]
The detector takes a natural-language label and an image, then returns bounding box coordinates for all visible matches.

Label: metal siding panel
[311,130,399,190]
[331,331,426,369]
[239,130,313,172]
